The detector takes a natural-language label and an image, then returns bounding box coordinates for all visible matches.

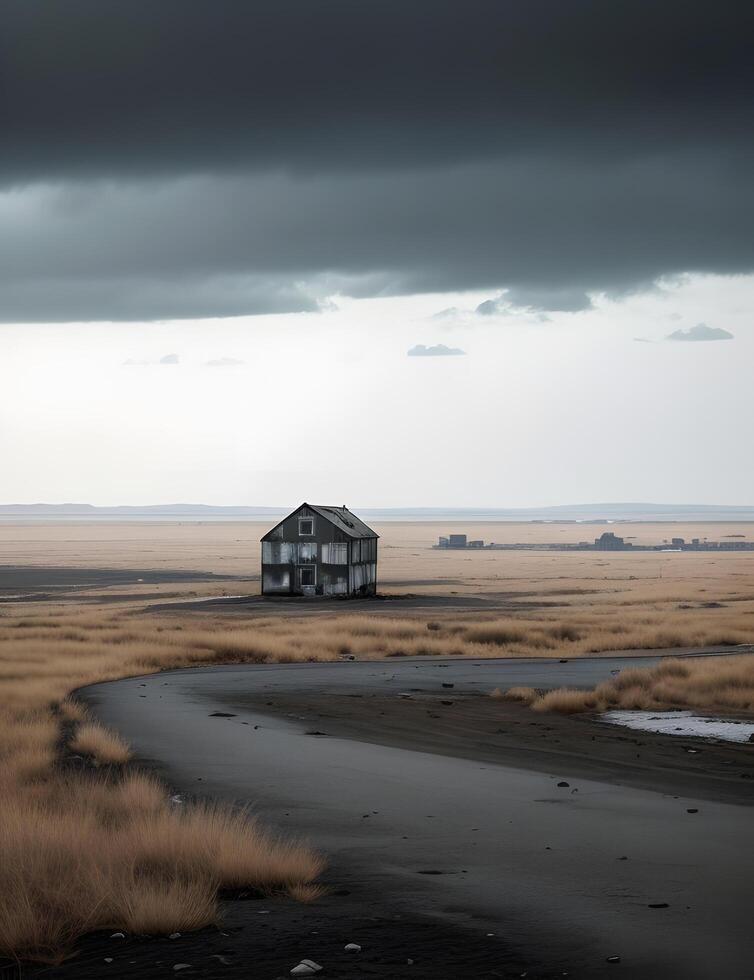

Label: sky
[1,1,752,507]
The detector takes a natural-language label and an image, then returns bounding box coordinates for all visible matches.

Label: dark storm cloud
[4,1,753,181]
[476,287,593,315]
[4,160,752,323]
[1,1,753,321]
[667,323,734,342]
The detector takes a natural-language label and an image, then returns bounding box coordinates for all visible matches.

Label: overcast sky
[1,1,752,506]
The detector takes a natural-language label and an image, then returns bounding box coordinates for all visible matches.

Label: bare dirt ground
[235,680,754,805]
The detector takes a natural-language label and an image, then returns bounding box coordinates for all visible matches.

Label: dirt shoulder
[22,884,544,980]
[227,689,754,806]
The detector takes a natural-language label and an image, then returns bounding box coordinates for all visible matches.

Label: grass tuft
[527,654,754,714]
[494,685,539,705]
[70,722,132,765]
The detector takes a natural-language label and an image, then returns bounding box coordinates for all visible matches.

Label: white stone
[291,961,322,976]
[110,932,125,939]
[344,943,361,952]
[173,966,192,973]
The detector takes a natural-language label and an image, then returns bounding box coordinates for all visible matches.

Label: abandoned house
[260,503,378,596]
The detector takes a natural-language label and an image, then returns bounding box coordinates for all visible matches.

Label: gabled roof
[261,502,379,540]
[307,504,379,539]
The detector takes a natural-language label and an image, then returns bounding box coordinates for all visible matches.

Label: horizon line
[2,501,754,514]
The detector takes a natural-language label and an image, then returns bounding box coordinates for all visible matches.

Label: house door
[297,565,316,591]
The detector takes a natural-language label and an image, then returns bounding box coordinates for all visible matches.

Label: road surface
[81,655,754,980]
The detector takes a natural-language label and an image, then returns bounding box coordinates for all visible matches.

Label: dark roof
[307,504,378,539]
[261,503,378,540]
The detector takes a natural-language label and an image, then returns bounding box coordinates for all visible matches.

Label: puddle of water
[602,710,754,744]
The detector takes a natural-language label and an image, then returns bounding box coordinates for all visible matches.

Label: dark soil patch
[21,884,564,979]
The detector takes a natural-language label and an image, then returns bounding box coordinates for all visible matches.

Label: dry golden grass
[0,773,324,960]
[69,721,132,765]
[493,685,539,705]
[287,882,329,903]
[531,688,597,714]
[58,697,88,722]
[528,654,754,714]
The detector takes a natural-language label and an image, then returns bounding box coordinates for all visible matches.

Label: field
[1,519,753,961]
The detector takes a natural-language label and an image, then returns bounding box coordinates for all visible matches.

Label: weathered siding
[262,569,290,593]
[348,561,377,592]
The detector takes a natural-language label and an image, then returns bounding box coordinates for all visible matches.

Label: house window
[299,517,314,536]
[322,542,347,564]
[299,565,315,586]
[263,541,296,563]
[298,542,317,561]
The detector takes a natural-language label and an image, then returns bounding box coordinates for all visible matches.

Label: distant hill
[1,502,754,521]
[0,503,285,517]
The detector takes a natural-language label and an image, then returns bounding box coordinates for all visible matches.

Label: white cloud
[407,343,466,357]
[667,323,734,342]
[430,306,462,320]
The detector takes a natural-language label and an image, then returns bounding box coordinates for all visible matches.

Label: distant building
[261,503,378,597]
[594,531,629,550]
[432,530,753,554]
[436,533,487,549]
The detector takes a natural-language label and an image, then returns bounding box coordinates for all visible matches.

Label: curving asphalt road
[82,655,754,980]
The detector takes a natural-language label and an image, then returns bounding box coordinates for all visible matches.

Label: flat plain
[1,519,752,978]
